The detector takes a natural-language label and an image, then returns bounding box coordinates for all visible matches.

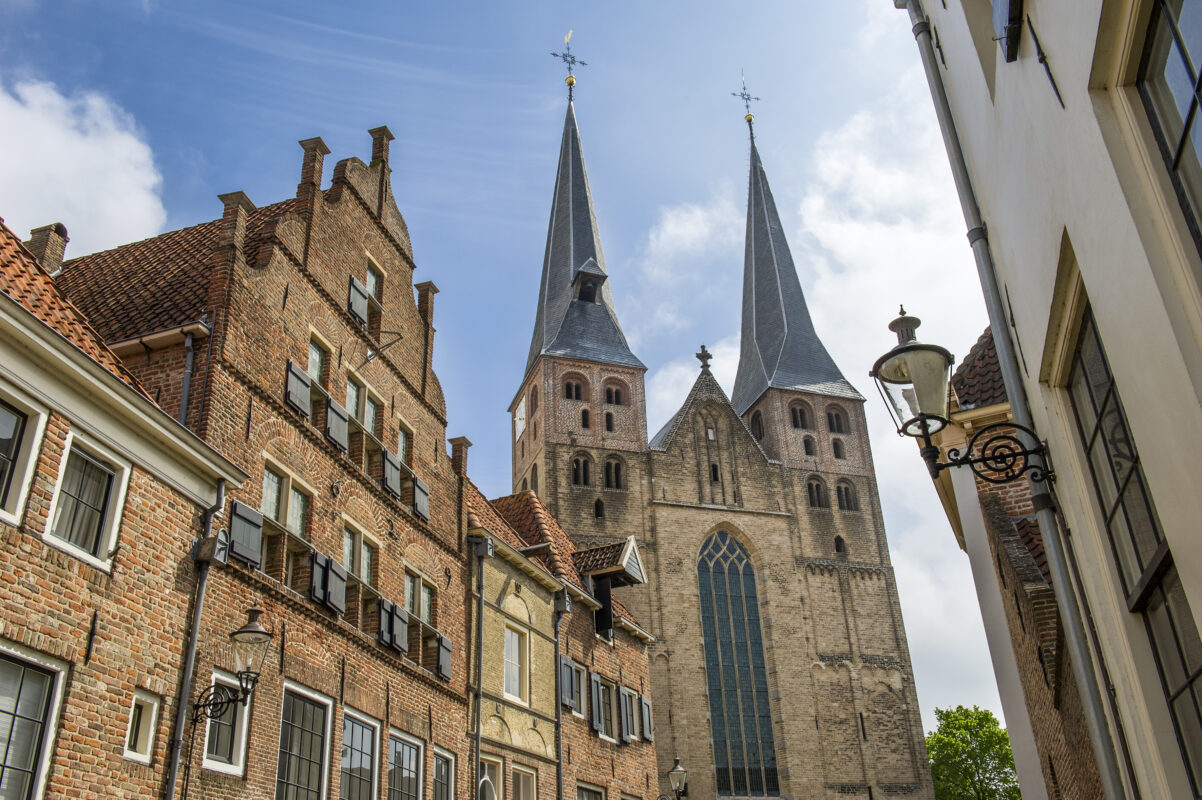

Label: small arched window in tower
[604,459,624,490]
[836,482,859,511]
[791,405,810,429]
[579,280,597,303]
[573,458,591,486]
[582,460,591,486]
[833,439,845,460]
[530,386,539,414]
[531,463,538,494]
[520,440,524,459]
[834,536,846,555]
[581,409,590,429]
[605,412,614,432]
[827,407,848,434]
[521,478,528,491]
[594,499,605,518]
[565,381,577,400]
[803,436,816,456]
[750,411,764,440]
[711,463,720,483]
[807,478,829,509]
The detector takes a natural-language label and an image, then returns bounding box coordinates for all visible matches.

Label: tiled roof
[464,480,530,555]
[0,220,150,399]
[952,327,1007,410]
[572,541,624,575]
[1015,517,1050,586]
[57,199,297,342]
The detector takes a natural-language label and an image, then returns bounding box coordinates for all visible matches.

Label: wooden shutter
[310,552,328,604]
[228,501,263,568]
[391,605,410,654]
[378,598,395,647]
[382,451,402,498]
[413,476,430,522]
[993,0,1023,62]
[285,360,312,418]
[325,399,349,452]
[560,659,574,707]
[437,634,452,680]
[593,577,613,636]
[641,695,653,741]
[348,276,370,327]
[590,673,603,733]
[619,690,632,742]
[327,559,347,615]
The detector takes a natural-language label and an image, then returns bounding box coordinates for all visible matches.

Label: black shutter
[641,695,654,741]
[378,598,395,647]
[348,276,370,328]
[590,673,603,733]
[560,659,574,707]
[594,577,613,637]
[327,559,347,615]
[285,360,312,418]
[993,0,1023,62]
[228,501,263,568]
[413,476,430,522]
[382,451,402,498]
[391,605,410,654]
[437,634,452,680]
[326,399,349,452]
[310,552,329,603]
[619,690,632,742]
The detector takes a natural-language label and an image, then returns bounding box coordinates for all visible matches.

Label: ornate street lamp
[661,757,687,800]
[871,308,1052,484]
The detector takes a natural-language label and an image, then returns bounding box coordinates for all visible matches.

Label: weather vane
[732,71,760,133]
[551,30,587,100]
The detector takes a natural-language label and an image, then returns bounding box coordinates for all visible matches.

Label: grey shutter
[327,559,347,615]
[382,451,402,498]
[285,360,312,418]
[413,476,430,522]
[378,598,395,647]
[641,695,653,741]
[228,501,263,568]
[348,276,370,327]
[391,605,410,654]
[619,690,632,742]
[560,659,574,706]
[310,552,328,603]
[590,673,603,733]
[325,399,349,452]
[437,634,452,680]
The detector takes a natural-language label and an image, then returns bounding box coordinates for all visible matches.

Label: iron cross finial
[551,30,587,100]
[696,345,713,373]
[732,71,760,130]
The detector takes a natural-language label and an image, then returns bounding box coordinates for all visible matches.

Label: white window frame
[0,380,48,527]
[576,781,607,800]
[275,680,334,800]
[504,625,529,704]
[405,567,436,626]
[512,765,537,800]
[389,728,425,800]
[43,430,131,572]
[397,417,414,465]
[201,669,251,776]
[341,516,380,586]
[0,639,67,800]
[570,663,586,717]
[364,250,387,298]
[122,688,160,765]
[480,756,504,800]
[342,706,381,799]
[598,679,619,743]
[307,329,335,387]
[620,689,639,741]
[432,746,456,800]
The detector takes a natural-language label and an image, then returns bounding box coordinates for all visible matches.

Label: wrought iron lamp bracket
[932,420,1054,484]
[189,681,244,726]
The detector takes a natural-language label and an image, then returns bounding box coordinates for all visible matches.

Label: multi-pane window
[388,735,420,800]
[346,380,362,426]
[276,689,328,800]
[432,751,453,800]
[51,448,116,557]
[398,427,411,465]
[480,758,503,800]
[308,340,328,386]
[1068,309,1202,795]
[504,627,526,701]
[343,528,377,586]
[366,265,382,301]
[262,467,283,520]
[347,378,381,438]
[287,486,311,539]
[513,768,535,800]
[698,530,780,796]
[577,785,604,800]
[569,663,585,714]
[203,673,249,773]
[599,680,616,740]
[0,653,54,799]
[406,572,434,625]
[0,400,26,507]
[1141,0,1202,253]
[340,714,376,800]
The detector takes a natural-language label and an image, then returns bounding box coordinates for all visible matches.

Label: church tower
[510,92,650,541]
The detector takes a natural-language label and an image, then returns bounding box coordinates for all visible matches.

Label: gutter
[553,590,570,800]
[896,2,1126,796]
[467,534,494,800]
[108,321,211,358]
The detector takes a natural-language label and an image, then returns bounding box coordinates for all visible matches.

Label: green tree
[925,705,1021,800]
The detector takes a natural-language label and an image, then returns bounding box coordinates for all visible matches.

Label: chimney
[25,223,69,274]
[415,281,439,326]
[368,126,395,166]
[217,192,255,256]
[297,137,331,201]
[449,436,472,477]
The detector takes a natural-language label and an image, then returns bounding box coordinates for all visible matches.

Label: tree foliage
[925,705,1020,800]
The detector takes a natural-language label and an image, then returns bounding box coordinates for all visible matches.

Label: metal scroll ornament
[942,422,1054,484]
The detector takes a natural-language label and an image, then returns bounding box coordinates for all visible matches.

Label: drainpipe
[178,332,195,426]
[553,589,571,800]
[468,534,494,800]
[895,3,1126,797]
[164,479,226,800]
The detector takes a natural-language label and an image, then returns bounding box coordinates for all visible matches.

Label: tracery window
[697,531,779,796]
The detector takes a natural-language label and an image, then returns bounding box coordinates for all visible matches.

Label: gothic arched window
[750,411,764,440]
[531,463,538,494]
[697,531,779,796]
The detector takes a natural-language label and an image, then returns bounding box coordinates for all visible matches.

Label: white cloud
[0,76,166,258]
[645,335,740,436]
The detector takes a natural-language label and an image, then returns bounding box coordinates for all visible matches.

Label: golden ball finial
[745,113,754,123]
[566,74,576,87]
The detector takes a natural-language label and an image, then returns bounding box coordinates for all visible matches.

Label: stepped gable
[523,100,643,377]
[952,327,1007,409]
[731,132,861,414]
[0,220,150,400]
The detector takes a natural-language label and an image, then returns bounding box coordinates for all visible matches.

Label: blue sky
[1,0,998,732]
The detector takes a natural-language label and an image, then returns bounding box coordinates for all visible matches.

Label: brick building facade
[511,101,932,799]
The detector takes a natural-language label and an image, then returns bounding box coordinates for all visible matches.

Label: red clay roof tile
[952,327,1008,410]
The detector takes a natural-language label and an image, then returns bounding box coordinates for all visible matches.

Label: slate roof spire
[731,125,861,415]
[523,99,643,375]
